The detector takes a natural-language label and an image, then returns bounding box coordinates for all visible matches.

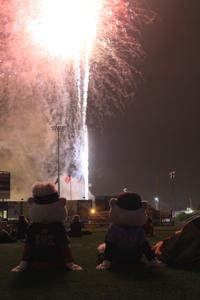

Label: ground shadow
[109,262,163,281]
[169,264,200,273]
[8,269,70,291]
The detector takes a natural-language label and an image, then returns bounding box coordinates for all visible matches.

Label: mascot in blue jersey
[97,192,163,269]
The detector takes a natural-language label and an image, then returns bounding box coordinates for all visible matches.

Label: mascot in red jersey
[12,181,82,272]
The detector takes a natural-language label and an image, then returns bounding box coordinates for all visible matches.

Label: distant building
[94,195,173,225]
[0,201,24,220]
[0,171,11,200]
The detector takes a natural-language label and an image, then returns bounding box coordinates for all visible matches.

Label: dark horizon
[89,0,200,211]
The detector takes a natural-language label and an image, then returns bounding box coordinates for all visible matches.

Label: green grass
[0,228,200,300]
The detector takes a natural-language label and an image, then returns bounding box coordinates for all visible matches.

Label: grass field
[0,228,199,300]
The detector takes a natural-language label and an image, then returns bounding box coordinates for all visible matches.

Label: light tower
[51,125,66,196]
[154,196,161,225]
[169,170,176,216]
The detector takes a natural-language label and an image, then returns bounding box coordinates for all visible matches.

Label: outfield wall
[0,200,92,221]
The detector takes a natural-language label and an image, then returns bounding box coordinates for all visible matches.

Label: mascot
[153,216,200,267]
[12,181,82,272]
[96,192,163,269]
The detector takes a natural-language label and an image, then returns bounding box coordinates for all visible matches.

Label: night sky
[89,0,200,211]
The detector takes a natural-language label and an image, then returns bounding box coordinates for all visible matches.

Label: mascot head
[28,181,67,223]
[109,192,147,227]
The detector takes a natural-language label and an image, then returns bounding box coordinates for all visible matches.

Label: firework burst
[0,0,154,199]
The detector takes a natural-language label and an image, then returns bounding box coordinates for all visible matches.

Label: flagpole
[70,179,72,200]
[169,170,176,217]
[51,125,66,196]
[57,128,60,196]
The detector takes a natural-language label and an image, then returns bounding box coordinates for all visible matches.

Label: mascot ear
[28,197,34,205]
[142,201,148,209]
[59,197,67,206]
[109,198,117,208]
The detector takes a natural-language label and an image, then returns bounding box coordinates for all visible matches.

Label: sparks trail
[0,0,154,199]
[88,0,155,120]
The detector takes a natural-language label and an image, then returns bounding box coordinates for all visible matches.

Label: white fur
[29,198,67,223]
[109,201,147,227]
[32,182,57,197]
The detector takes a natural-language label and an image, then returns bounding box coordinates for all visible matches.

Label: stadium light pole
[154,196,161,225]
[51,125,66,196]
[154,196,159,210]
[169,170,176,217]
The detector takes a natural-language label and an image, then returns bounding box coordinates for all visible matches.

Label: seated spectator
[1,220,11,234]
[153,216,200,267]
[0,222,16,243]
[14,215,29,240]
[143,216,154,237]
[70,214,92,237]
[70,215,83,237]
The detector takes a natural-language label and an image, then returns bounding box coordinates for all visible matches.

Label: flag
[64,175,71,184]
[77,175,84,183]
[169,171,176,179]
